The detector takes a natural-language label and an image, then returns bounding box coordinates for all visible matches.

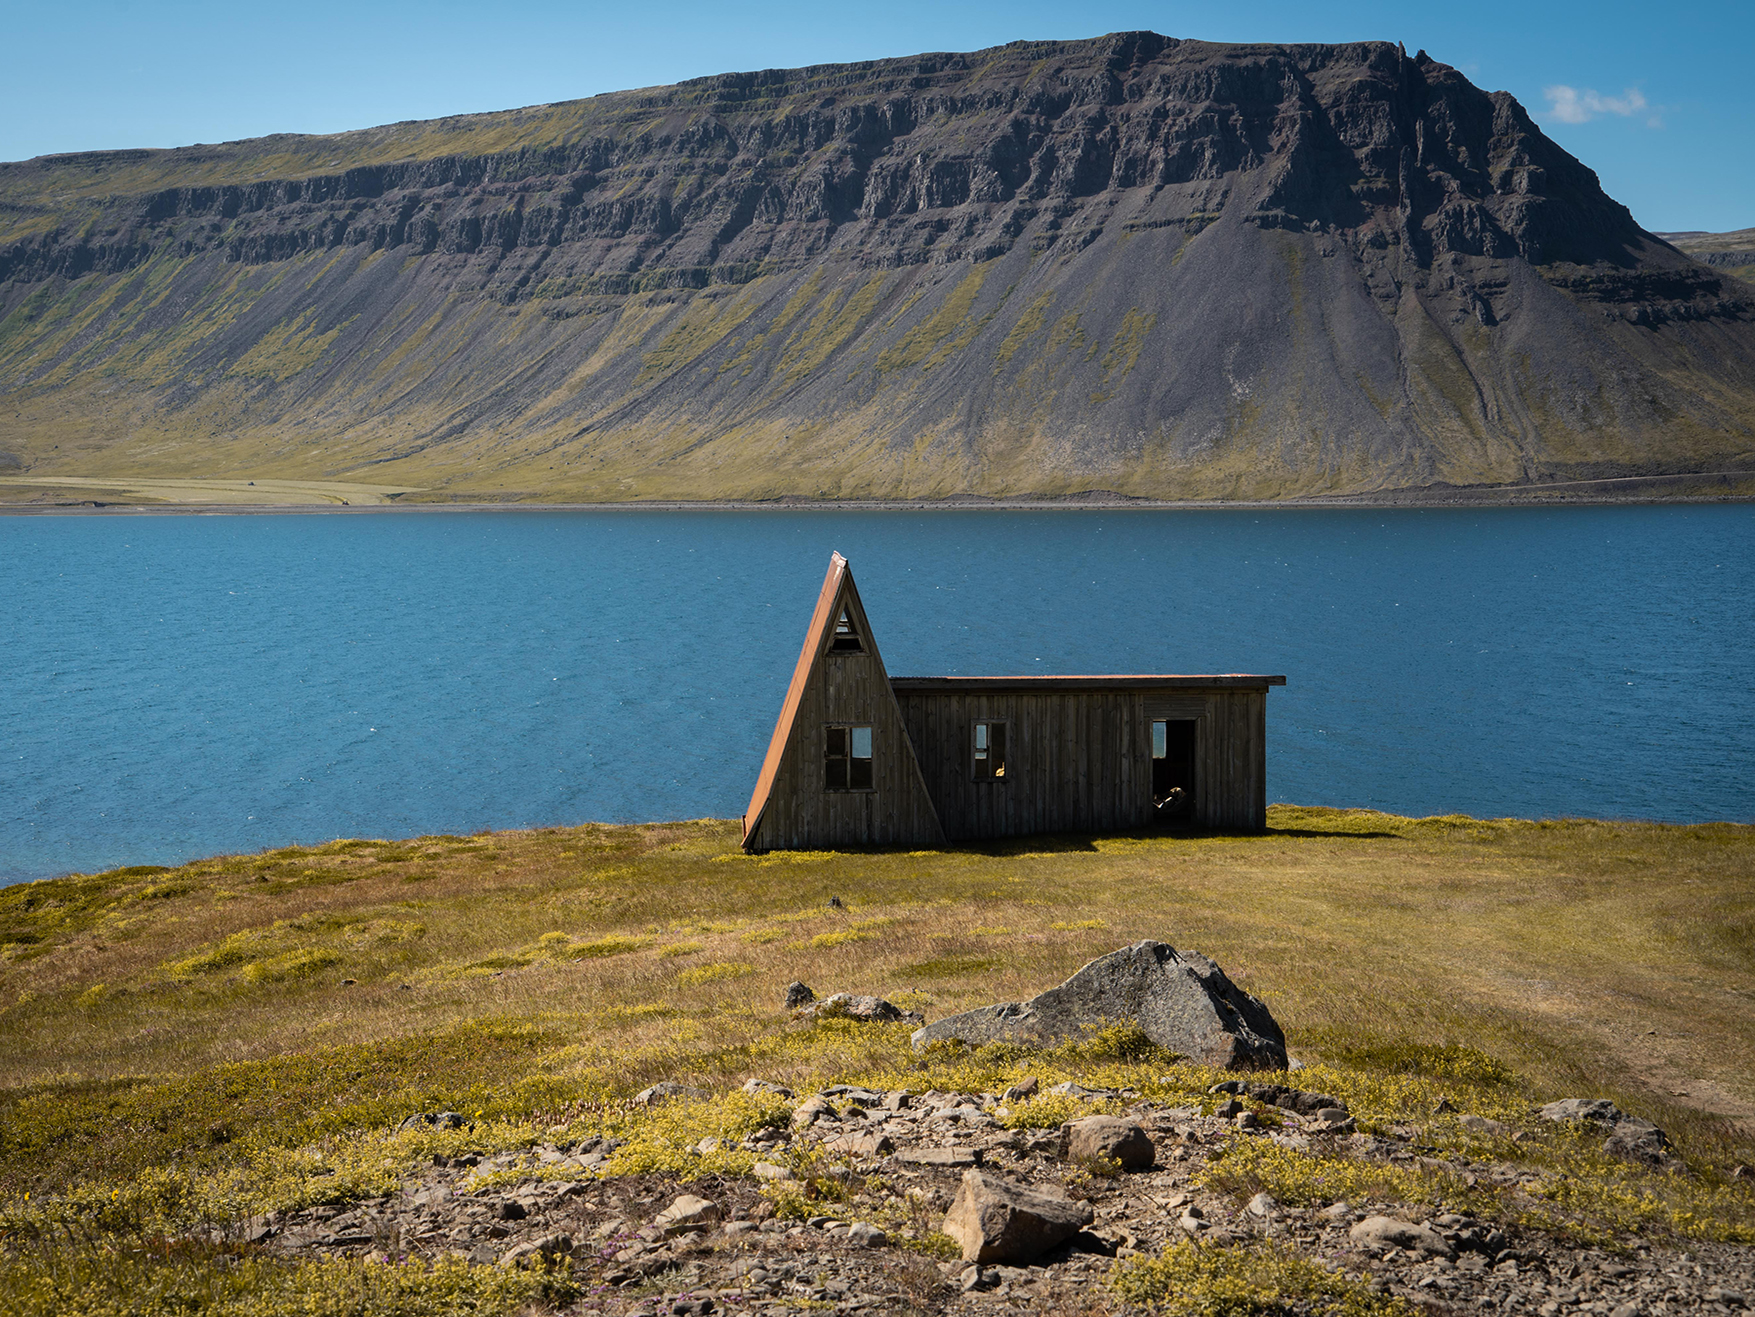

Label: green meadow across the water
[1,806,1752,1314]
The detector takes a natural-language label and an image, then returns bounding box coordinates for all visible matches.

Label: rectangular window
[972,720,1007,780]
[825,724,874,791]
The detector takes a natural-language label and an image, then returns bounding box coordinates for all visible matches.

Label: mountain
[1657,228,1755,289]
[2,33,1753,503]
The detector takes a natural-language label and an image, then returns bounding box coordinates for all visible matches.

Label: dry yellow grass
[3,807,1753,1317]
[3,806,1751,1168]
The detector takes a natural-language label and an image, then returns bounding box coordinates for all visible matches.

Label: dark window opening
[828,607,863,653]
[825,724,874,791]
[1151,719,1196,822]
[972,721,1007,780]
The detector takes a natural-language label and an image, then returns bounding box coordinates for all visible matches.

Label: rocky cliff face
[1,33,1751,499]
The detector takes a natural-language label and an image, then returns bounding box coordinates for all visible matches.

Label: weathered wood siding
[745,593,943,851]
[897,687,1268,841]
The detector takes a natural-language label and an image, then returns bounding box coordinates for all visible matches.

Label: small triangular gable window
[828,607,863,654]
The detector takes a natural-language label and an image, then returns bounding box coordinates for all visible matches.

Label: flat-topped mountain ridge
[1,33,1752,501]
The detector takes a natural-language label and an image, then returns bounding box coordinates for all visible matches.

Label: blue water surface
[2,505,1750,883]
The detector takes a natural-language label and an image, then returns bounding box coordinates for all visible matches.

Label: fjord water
[2,506,1750,883]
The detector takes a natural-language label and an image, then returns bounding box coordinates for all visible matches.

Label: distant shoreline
[3,468,1754,514]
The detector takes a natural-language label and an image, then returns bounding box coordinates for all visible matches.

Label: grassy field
[2,806,1752,1312]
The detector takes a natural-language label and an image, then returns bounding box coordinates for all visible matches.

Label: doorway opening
[1151,719,1196,822]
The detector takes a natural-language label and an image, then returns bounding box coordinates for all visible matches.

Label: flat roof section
[889,675,1287,691]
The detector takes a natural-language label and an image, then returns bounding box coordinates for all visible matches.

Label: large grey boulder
[942,1169,1094,1263]
[911,941,1286,1070]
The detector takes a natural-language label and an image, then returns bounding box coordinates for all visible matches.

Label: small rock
[1348,1215,1456,1259]
[1539,1097,1623,1125]
[1603,1115,1671,1165]
[784,982,816,1010]
[1064,1116,1155,1171]
[633,1081,709,1107]
[655,1195,722,1232]
[497,1233,571,1269]
[1246,1192,1277,1218]
[942,1169,1094,1264]
[791,1095,833,1126]
[1002,1076,1039,1103]
[826,1131,894,1157]
[898,1147,981,1166]
[800,992,919,1024]
[960,1265,997,1292]
[742,1078,794,1099]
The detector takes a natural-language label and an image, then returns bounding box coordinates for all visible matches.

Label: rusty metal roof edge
[742,553,849,846]
[888,674,1288,688]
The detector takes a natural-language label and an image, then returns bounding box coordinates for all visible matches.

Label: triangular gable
[742,554,944,851]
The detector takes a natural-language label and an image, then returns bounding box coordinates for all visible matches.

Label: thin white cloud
[1544,84,1652,125]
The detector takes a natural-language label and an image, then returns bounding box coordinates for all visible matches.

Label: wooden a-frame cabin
[741,554,1286,852]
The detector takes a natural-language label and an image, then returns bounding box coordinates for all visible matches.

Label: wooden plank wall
[898,688,1268,841]
[748,648,944,850]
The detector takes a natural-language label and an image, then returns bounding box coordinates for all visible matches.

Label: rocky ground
[252,1080,1754,1316]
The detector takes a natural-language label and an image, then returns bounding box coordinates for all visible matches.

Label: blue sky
[5,0,1750,232]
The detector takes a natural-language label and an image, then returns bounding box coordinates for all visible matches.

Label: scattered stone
[792,1095,834,1126]
[911,941,1287,1070]
[1539,1098,1624,1125]
[1539,1098,1673,1166]
[784,982,816,1010]
[1064,1116,1155,1171]
[799,992,921,1024]
[826,1132,894,1158]
[899,1147,981,1167]
[1309,1107,1356,1133]
[655,1195,722,1232]
[1348,1215,1457,1259]
[742,1078,794,1099]
[1002,1076,1040,1103]
[1603,1115,1672,1165]
[498,1233,571,1268]
[942,1169,1095,1264]
[634,1082,709,1107]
